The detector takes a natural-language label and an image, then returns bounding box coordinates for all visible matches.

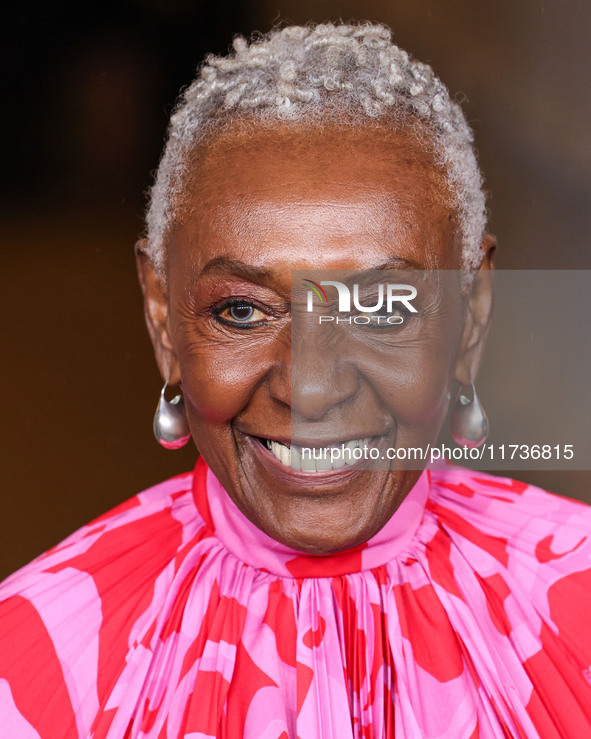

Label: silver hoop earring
[153,382,191,449]
[450,382,488,448]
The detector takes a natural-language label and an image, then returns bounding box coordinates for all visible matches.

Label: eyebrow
[200,255,422,281]
[372,258,423,270]
[199,257,275,282]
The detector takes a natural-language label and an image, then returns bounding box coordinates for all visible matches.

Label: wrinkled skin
[136,122,495,554]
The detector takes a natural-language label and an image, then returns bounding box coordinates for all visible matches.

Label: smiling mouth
[256,436,373,472]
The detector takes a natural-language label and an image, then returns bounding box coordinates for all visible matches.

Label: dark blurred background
[2,0,590,580]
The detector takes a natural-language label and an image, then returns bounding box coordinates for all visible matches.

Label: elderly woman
[1,21,590,739]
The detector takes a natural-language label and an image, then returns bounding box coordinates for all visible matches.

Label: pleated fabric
[1,458,591,738]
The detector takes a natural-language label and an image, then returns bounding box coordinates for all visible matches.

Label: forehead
[190,120,451,207]
[169,120,461,273]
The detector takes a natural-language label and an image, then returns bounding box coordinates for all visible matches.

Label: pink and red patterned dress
[1,458,590,738]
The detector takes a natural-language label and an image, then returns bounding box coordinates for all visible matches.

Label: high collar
[192,457,430,578]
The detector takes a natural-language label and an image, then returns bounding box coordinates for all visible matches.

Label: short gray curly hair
[145,21,487,278]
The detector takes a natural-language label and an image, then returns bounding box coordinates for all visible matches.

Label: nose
[291,358,359,420]
[268,319,360,421]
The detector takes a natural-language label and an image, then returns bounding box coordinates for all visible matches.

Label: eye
[383,305,408,321]
[359,302,412,328]
[214,300,270,327]
[229,303,255,321]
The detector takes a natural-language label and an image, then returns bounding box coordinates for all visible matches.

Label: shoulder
[428,466,591,538]
[1,467,201,594]
[0,465,206,737]
[424,468,591,724]
[426,465,591,589]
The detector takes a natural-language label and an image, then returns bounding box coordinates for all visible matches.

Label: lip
[243,432,373,487]
[247,432,386,448]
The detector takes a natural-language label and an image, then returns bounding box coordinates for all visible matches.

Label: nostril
[290,368,360,421]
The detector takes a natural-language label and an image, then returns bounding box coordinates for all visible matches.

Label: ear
[135,238,181,385]
[454,234,496,386]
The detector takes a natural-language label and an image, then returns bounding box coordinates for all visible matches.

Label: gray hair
[145,21,487,278]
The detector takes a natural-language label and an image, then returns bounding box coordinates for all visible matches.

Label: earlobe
[134,239,181,385]
[480,233,497,270]
[454,311,483,386]
[134,238,150,293]
[454,235,496,385]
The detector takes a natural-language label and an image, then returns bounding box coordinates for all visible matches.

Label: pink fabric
[1,459,591,738]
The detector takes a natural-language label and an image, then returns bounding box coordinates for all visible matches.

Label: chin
[239,468,394,554]
[272,518,374,555]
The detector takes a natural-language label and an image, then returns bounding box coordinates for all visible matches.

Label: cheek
[359,334,457,428]
[395,356,452,426]
[179,340,275,424]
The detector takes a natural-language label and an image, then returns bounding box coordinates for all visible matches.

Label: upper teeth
[264,438,372,472]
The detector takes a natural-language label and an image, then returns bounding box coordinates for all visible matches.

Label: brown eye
[216,301,268,325]
[230,304,254,321]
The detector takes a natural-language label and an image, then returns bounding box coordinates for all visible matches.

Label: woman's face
[138,122,494,554]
